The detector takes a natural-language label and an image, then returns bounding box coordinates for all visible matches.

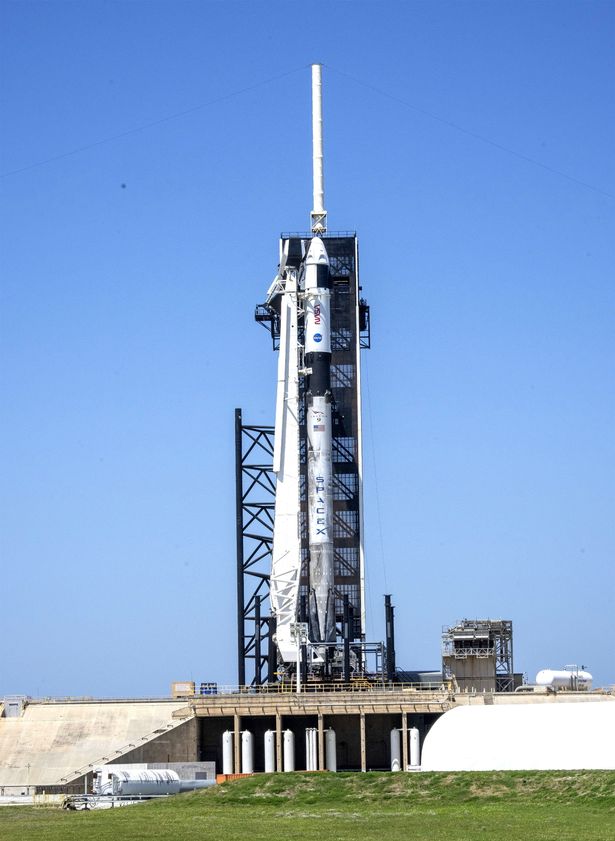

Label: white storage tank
[241,730,254,774]
[222,730,234,775]
[325,728,337,772]
[283,729,295,772]
[264,730,276,773]
[409,727,420,768]
[390,728,401,772]
[535,669,592,690]
[111,769,181,796]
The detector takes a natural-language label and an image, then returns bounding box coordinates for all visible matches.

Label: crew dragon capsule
[304,236,336,651]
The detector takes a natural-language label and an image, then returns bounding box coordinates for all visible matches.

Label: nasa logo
[313,333,322,343]
[314,304,321,325]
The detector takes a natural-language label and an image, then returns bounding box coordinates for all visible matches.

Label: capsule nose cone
[306,236,329,266]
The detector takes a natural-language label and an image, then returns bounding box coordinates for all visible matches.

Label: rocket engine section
[304,237,336,649]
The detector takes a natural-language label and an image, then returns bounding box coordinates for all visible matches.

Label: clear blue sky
[1,1,613,696]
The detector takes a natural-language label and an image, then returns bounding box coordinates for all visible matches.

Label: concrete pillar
[359,712,367,773]
[318,713,325,771]
[401,711,408,772]
[275,712,283,773]
[233,714,241,775]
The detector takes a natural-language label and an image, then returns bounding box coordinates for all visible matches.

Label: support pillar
[276,712,283,772]
[359,712,367,773]
[234,713,241,775]
[401,711,408,772]
[318,714,325,771]
[235,410,245,687]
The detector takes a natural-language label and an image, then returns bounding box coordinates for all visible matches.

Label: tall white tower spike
[311,64,327,233]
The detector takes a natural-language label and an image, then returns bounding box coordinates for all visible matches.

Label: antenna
[310,64,327,234]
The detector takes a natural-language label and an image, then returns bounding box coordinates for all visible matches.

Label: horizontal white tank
[536,669,592,690]
[111,769,181,796]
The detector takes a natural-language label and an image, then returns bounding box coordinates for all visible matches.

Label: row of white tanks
[222,728,420,774]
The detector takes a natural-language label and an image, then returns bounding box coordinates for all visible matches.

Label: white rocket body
[304,237,335,646]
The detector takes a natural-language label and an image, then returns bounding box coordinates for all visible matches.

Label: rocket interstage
[304,237,336,648]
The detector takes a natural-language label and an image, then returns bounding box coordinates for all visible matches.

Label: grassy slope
[1,771,614,841]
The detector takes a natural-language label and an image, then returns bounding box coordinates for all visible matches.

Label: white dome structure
[421,701,615,771]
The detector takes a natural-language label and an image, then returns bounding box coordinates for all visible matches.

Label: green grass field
[1,771,614,841]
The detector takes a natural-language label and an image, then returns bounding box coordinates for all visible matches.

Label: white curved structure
[421,701,615,771]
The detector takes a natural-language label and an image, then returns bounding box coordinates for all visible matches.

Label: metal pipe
[254,595,262,686]
[385,594,396,682]
[343,595,351,682]
[267,616,277,683]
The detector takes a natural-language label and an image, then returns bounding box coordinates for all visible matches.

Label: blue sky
[1,1,613,696]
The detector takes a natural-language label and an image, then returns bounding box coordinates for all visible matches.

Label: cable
[0,65,308,179]
[326,64,614,201]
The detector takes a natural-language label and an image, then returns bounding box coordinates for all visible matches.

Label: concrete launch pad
[1,689,613,791]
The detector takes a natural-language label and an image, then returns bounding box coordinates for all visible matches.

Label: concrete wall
[0,700,192,793]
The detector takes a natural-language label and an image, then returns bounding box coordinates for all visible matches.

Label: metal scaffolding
[235,409,276,686]
[442,619,515,693]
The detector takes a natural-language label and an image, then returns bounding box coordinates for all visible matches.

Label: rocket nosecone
[304,237,336,648]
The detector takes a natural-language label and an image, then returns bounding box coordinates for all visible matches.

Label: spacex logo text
[315,477,327,535]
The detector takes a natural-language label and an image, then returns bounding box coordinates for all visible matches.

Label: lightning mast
[310,63,327,235]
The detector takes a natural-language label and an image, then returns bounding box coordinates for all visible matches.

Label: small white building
[421,701,615,771]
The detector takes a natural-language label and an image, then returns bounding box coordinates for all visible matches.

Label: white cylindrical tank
[325,728,337,772]
[111,770,181,796]
[390,728,401,772]
[241,730,254,774]
[264,729,276,773]
[409,727,421,767]
[222,730,234,775]
[283,729,295,772]
[536,669,593,690]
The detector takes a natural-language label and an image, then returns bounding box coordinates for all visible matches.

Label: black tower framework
[235,409,276,686]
